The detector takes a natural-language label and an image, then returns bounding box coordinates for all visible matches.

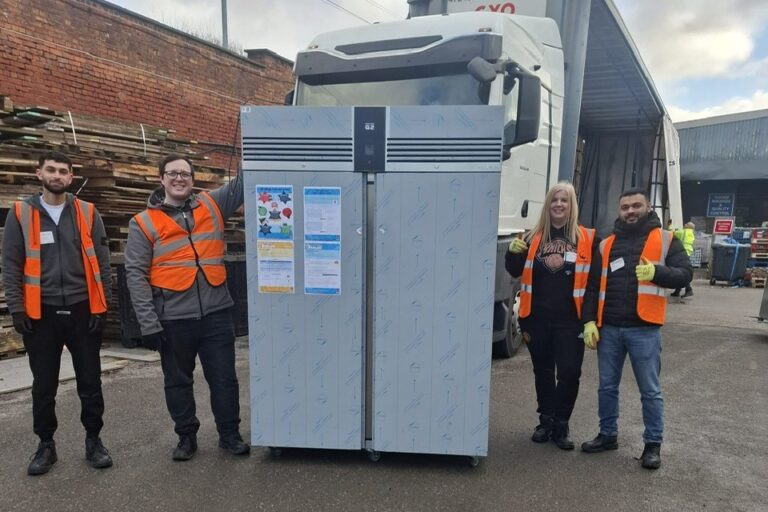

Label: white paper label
[40,231,54,244]
[610,257,625,272]
[564,251,577,263]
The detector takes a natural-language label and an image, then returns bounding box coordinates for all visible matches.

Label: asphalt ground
[0,279,766,512]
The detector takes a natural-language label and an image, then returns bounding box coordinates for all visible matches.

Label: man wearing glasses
[125,154,247,461]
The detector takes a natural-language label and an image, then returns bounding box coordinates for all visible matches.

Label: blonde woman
[504,182,599,449]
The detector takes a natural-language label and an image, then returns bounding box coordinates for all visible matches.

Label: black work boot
[581,433,619,453]
[640,442,662,469]
[172,435,198,461]
[28,440,57,476]
[531,415,554,443]
[551,420,575,450]
[681,289,694,298]
[85,437,113,469]
[218,432,250,455]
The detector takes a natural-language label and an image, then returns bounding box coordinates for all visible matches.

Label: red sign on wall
[713,218,734,235]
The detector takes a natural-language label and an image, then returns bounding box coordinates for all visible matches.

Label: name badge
[610,257,625,272]
[40,231,55,245]
[564,252,577,263]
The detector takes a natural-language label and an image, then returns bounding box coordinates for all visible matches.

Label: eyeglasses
[164,171,193,180]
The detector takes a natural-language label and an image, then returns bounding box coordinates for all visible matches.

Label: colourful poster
[256,185,294,240]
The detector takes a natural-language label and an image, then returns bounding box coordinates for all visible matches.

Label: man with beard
[125,154,248,461]
[2,151,113,475]
[580,188,692,470]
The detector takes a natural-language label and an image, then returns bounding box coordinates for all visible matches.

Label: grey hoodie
[2,193,112,312]
[124,172,243,335]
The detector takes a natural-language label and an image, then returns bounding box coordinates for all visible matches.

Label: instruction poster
[256,185,295,293]
[304,187,341,295]
[256,241,295,294]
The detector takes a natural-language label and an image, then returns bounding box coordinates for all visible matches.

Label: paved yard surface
[0,280,766,511]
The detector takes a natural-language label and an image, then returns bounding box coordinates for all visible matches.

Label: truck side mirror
[509,73,540,147]
[284,90,295,106]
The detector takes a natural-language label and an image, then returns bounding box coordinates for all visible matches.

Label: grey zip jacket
[124,172,243,336]
[2,193,112,313]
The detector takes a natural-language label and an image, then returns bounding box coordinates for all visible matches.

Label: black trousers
[520,315,585,422]
[159,308,240,438]
[22,301,105,441]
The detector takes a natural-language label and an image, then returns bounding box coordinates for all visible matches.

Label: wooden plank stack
[0,95,244,357]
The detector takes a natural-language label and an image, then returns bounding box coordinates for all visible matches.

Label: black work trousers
[22,301,105,441]
[520,314,585,422]
[159,308,240,438]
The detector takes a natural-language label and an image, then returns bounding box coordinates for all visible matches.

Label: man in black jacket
[580,188,692,470]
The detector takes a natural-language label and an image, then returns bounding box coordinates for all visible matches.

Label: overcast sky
[107,0,768,122]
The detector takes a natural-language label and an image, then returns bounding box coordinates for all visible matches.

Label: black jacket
[582,211,692,327]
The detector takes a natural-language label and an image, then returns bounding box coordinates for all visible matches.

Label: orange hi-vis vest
[597,227,673,327]
[133,192,226,292]
[519,225,595,320]
[14,198,107,320]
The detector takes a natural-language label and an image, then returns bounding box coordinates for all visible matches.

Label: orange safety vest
[14,199,108,319]
[133,192,226,292]
[597,227,673,326]
[519,225,595,320]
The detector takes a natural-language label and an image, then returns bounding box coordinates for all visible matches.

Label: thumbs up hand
[635,256,656,282]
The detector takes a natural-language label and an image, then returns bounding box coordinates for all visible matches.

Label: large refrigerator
[242,105,503,463]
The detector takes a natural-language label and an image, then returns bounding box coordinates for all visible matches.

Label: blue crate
[747,258,768,268]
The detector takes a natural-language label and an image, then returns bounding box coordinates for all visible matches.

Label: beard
[42,180,69,195]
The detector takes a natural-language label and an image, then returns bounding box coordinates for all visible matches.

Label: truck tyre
[493,284,522,359]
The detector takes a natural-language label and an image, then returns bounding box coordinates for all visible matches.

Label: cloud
[668,89,768,121]
[112,0,409,60]
[616,0,768,83]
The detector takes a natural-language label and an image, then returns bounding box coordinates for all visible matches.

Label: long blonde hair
[525,182,581,245]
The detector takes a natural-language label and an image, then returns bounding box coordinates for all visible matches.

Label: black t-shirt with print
[530,225,579,322]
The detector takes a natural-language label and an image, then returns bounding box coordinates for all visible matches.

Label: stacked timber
[0,95,243,357]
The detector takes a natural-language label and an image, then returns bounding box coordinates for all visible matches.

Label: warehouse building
[677,109,768,230]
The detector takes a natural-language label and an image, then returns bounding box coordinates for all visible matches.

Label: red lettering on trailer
[474,3,516,13]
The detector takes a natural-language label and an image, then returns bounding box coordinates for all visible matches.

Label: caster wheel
[467,456,480,468]
[367,450,381,462]
[269,447,283,457]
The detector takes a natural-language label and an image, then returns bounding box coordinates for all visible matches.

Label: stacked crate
[750,228,768,288]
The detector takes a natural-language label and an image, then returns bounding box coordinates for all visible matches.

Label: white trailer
[287,0,681,357]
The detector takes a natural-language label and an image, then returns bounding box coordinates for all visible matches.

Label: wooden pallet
[753,277,766,288]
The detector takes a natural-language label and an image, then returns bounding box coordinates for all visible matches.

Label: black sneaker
[218,433,250,455]
[28,440,57,476]
[681,290,694,298]
[85,437,113,469]
[531,416,553,443]
[551,420,575,451]
[172,435,198,461]
[670,291,680,297]
[640,442,661,469]
[581,433,619,453]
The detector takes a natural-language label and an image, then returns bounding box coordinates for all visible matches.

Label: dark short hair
[38,151,72,170]
[619,187,649,201]
[158,154,194,176]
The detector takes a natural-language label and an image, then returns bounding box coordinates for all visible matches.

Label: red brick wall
[0,0,295,166]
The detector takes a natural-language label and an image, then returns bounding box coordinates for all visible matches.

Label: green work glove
[635,256,656,282]
[509,238,528,254]
[583,321,599,350]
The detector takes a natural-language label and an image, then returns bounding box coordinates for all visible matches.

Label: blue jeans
[597,324,663,444]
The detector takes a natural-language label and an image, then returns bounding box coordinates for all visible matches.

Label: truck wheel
[493,285,522,359]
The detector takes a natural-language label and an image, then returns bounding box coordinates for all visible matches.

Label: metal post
[221,0,229,48]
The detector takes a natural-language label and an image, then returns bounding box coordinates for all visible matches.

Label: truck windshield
[296,73,489,107]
